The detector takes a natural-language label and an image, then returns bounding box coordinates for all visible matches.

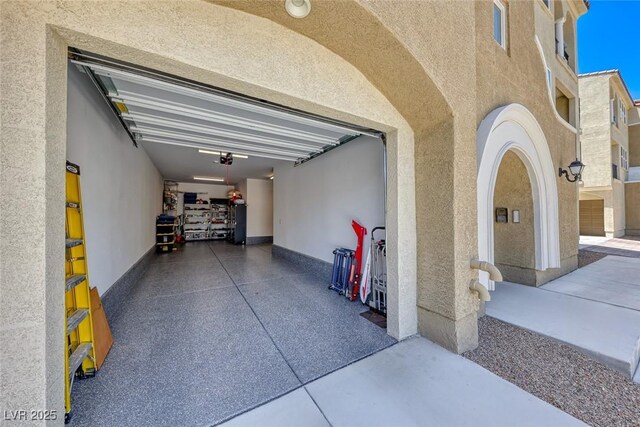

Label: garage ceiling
[70,52,381,180]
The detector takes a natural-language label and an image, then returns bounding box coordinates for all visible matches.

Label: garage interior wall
[66,64,163,296]
[274,136,384,263]
[245,179,273,239]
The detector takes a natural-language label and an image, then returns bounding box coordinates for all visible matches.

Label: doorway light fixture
[193,176,224,182]
[285,0,311,18]
[558,159,585,182]
[198,149,249,159]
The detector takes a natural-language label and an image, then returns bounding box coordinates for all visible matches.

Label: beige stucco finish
[494,151,536,285]
[626,182,640,235]
[579,73,635,237]
[475,0,581,286]
[0,0,587,420]
[630,124,640,167]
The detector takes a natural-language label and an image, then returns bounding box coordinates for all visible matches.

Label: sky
[578,0,640,100]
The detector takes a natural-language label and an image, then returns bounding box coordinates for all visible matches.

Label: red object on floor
[349,220,367,301]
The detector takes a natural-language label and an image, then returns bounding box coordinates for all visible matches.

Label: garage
[579,199,605,236]
[65,51,395,425]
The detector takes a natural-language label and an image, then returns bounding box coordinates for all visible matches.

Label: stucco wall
[626,182,640,235]
[67,64,163,297]
[630,124,640,167]
[493,151,536,284]
[610,79,631,155]
[579,76,613,188]
[610,180,626,238]
[475,0,580,283]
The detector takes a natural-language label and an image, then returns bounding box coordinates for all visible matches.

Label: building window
[621,146,628,170]
[621,101,627,125]
[543,0,550,7]
[611,95,619,126]
[493,0,507,49]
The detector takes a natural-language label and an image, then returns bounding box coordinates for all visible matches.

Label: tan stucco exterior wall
[475,0,580,283]
[579,74,634,238]
[611,180,626,237]
[579,76,613,188]
[610,79,631,157]
[626,182,640,235]
[493,151,536,285]
[630,124,640,167]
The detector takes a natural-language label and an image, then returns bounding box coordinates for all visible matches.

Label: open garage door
[70,51,382,164]
[579,199,605,236]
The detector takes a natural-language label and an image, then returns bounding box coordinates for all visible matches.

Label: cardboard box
[90,287,113,370]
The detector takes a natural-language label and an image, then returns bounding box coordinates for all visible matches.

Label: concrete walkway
[488,281,640,378]
[221,337,585,427]
[544,255,640,311]
[487,254,640,381]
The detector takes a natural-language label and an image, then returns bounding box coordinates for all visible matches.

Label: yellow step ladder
[64,161,97,424]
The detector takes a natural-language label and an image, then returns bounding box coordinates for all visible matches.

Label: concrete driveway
[220,337,585,427]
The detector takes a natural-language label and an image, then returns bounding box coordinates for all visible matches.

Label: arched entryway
[477,104,561,289]
[1,1,469,416]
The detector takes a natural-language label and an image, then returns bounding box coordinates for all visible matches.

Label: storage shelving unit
[183,203,211,241]
[163,181,178,215]
[156,215,177,252]
[209,198,229,240]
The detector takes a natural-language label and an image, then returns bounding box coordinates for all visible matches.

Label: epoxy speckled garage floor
[70,242,395,426]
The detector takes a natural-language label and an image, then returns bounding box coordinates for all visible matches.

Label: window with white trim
[620,101,627,125]
[611,95,619,126]
[493,0,507,49]
[621,146,628,170]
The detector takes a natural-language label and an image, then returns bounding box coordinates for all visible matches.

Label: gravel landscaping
[464,316,640,427]
[578,249,608,268]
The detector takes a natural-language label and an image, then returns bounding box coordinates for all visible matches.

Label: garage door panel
[579,200,605,236]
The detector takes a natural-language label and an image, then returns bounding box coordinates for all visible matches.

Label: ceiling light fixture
[285,0,311,18]
[193,176,224,182]
[198,149,249,159]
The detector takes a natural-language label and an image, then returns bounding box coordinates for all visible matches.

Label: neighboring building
[0,0,588,415]
[578,71,637,237]
[625,101,640,235]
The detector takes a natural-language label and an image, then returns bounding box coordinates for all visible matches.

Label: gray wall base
[101,245,155,323]
[272,245,332,280]
[246,236,273,245]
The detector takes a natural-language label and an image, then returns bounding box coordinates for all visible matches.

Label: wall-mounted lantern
[558,159,585,182]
